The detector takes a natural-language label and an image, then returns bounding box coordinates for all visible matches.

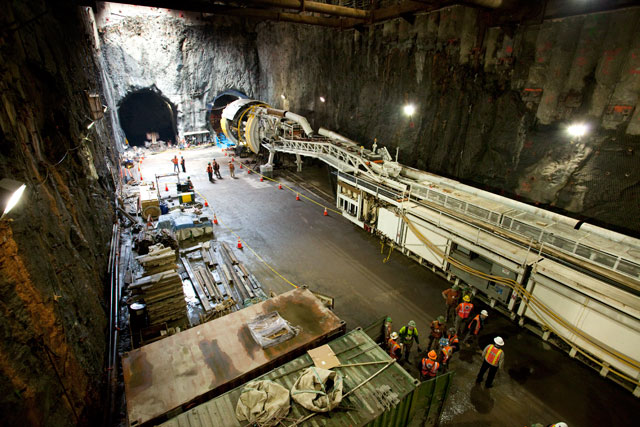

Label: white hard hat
[390,332,399,340]
[481,310,488,316]
[552,423,568,427]
[494,336,504,346]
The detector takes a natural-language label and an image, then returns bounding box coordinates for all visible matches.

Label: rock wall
[95,4,639,235]
[254,6,640,234]
[98,11,259,138]
[0,2,117,425]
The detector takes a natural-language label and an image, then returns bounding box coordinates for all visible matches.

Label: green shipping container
[160,328,453,427]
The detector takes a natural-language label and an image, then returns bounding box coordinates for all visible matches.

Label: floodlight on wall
[281,94,286,100]
[403,104,416,116]
[567,123,588,139]
[0,178,26,219]
[319,96,326,103]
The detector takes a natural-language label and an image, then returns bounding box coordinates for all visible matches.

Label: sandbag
[235,380,290,426]
[291,367,343,412]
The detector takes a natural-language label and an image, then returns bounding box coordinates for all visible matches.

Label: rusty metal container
[122,287,345,426]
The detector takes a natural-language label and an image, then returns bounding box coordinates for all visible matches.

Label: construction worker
[427,316,447,350]
[186,176,194,190]
[437,337,453,373]
[382,316,393,343]
[172,155,179,172]
[476,336,505,388]
[447,328,460,353]
[206,163,214,182]
[441,284,461,322]
[398,320,421,362]
[420,350,440,381]
[229,161,235,178]
[180,156,186,172]
[462,310,488,347]
[213,159,222,178]
[455,295,474,334]
[387,332,403,360]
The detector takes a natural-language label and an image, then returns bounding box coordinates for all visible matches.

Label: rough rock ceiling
[86,0,640,28]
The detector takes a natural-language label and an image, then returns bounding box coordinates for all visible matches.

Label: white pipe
[318,127,359,146]
[284,112,313,136]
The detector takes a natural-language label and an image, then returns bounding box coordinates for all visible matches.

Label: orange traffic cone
[225,152,227,156]
[278,183,283,190]
[260,177,263,182]
[165,183,169,192]
[213,214,218,225]
[296,193,300,201]
[237,238,243,249]
[230,157,234,162]
[323,208,328,216]
[204,200,209,207]
[239,163,243,169]
[247,169,251,174]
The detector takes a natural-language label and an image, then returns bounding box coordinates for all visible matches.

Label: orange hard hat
[428,350,437,360]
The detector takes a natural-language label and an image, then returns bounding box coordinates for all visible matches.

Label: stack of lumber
[215,242,256,303]
[133,244,186,325]
[136,244,178,276]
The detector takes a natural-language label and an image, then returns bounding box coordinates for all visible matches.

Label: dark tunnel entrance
[118,88,178,147]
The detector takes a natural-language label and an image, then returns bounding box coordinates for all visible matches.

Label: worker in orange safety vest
[462,310,488,347]
[206,163,214,182]
[447,328,460,353]
[437,338,453,373]
[420,350,440,380]
[387,332,403,360]
[454,295,474,334]
[476,336,505,388]
[172,155,179,172]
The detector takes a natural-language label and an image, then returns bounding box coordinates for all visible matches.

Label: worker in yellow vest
[398,320,421,362]
[476,336,504,388]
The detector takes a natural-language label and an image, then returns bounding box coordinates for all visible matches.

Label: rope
[399,212,640,386]
[193,189,299,290]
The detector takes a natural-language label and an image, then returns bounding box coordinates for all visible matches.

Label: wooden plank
[221,242,239,265]
[237,263,250,278]
[181,257,213,312]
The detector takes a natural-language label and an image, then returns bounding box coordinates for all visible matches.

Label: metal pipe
[251,0,368,19]
[318,127,358,146]
[284,111,313,136]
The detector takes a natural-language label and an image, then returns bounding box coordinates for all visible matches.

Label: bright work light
[403,104,415,116]
[567,123,588,138]
[0,178,26,219]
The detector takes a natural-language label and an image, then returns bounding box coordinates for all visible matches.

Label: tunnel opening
[118,88,178,147]
[206,89,247,135]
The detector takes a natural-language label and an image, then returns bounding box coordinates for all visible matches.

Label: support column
[295,153,302,172]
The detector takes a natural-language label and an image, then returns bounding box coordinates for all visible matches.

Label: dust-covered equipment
[235,380,290,426]
[291,367,343,412]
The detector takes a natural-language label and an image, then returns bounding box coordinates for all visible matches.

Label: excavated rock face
[0,2,116,425]
[96,8,638,233]
[254,7,640,234]
[99,14,259,138]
